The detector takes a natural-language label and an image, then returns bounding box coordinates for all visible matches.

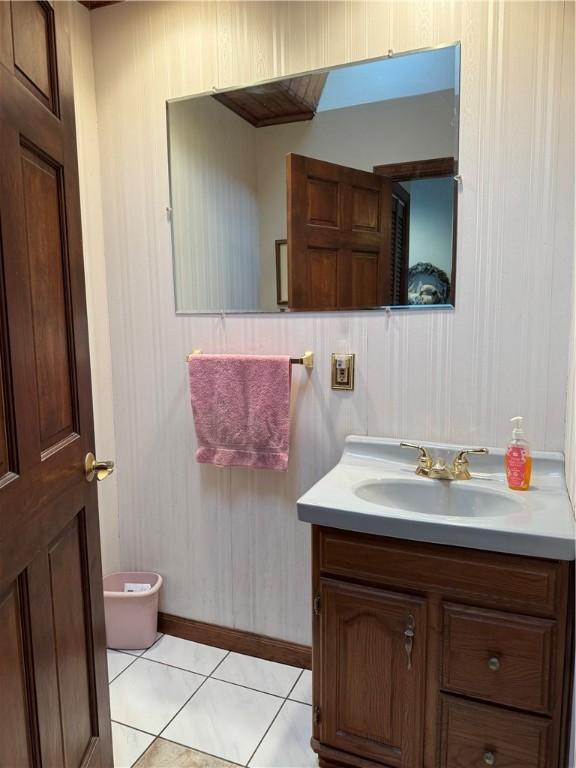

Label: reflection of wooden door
[318,579,426,766]
[0,3,113,766]
[287,153,392,309]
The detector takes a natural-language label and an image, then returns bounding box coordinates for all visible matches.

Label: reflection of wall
[169,97,259,310]
[256,92,455,308]
[402,178,454,277]
[86,1,573,649]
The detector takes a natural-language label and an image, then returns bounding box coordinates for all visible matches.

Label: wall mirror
[168,43,460,313]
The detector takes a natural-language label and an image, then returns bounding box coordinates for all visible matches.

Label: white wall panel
[70,1,120,575]
[88,1,574,644]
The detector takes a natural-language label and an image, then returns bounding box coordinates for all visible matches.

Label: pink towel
[187,355,292,471]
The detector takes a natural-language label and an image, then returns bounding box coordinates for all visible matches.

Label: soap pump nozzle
[510,416,524,440]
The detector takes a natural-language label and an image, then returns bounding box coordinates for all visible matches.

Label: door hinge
[313,705,321,726]
[313,593,321,616]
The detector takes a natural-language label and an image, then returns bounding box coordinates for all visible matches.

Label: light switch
[331,353,355,390]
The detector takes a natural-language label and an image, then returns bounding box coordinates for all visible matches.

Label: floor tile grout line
[113,650,300,701]
[285,668,305,700]
[210,672,303,701]
[117,653,216,680]
[111,718,157,738]
[155,651,231,742]
[153,650,292,767]
[111,650,233,765]
[244,697,289,767]
[108,651,140,684]
[138,734,244,768]
[130,736,159,768]
[109,637,311,767]
[113,632,165,659]
[113,721,243,768]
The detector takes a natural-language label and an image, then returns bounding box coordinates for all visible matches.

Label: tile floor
[107,633,317,767]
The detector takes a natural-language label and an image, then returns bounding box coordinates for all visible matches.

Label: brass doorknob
[85,452,115,482]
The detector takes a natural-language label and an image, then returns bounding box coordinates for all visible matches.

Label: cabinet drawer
[440,696,551,768]
[317,528,561,616]
[442,604,555,714]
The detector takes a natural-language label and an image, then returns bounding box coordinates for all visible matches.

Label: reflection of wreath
[407,262,451,305]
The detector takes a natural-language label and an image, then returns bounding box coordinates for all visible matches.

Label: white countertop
[297,436,576,560]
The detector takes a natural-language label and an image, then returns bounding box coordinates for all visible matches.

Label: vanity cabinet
[311,526,574,768]
[319,580,426,765]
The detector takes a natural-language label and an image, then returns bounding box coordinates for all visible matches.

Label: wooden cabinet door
[318,579,426,767]
[287,153,392,310]
[0,3,112,767]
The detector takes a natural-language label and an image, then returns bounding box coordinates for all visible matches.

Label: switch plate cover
[331,353,355,390]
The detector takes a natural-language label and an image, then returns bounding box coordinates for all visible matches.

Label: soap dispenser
[505,416,532,490]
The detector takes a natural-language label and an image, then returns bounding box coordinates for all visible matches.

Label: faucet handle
[453,447,489,480]
[454,447,489,462]
[400,442,431,458]
[400,442,433,475]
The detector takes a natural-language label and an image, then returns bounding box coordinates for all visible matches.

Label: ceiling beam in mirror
[373,156,457,181]
[78,1,123,9]
[212,73,328,128]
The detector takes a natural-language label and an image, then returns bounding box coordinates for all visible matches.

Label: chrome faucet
[400,442,489,481]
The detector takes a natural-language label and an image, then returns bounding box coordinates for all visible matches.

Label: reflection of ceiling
[78,1,123,8]
[212,73,328,128]
[318,46,458,112]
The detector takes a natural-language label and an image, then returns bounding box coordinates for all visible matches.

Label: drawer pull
[487,656,501,672]
[483,752,496,766]
[404,614,415,670]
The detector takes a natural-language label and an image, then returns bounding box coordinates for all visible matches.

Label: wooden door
[318,579,426,767]
[287,153,392,310]
[0,3,113,767]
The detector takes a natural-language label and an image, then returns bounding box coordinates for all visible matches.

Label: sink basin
[354,478,522,518]
[297,435,575,560]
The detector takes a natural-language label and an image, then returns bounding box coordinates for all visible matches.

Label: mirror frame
[167,41,461,316]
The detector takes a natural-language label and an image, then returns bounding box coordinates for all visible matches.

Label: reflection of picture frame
[275,239,288,305]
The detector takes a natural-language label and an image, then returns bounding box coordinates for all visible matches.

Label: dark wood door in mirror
[287,153,392,310]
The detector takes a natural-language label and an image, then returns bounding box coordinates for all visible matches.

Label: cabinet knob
[487,656,500,672]
[483,752,496,766]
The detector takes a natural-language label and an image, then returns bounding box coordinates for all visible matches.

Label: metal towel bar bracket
[186,349,314,369]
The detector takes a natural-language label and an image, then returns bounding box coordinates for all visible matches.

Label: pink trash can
[103,571,163,650]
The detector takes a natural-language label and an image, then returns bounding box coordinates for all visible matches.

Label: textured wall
[69,2,120,575]
[89,1,574,645]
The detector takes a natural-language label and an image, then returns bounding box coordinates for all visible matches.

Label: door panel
[350,252,378,307]
[287,153,392,309]
[307,177,339,227]
[48,516,94,767]
[0,3,112,767]
[319,579,426,767]
[0,585,33,768]
[21,146,76,453]
[10,0,58,112]
[308,248,338,308]
[351,185,380,231]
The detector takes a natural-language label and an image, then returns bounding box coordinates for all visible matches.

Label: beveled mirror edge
[174,304,456,317]
[167,41,462,317]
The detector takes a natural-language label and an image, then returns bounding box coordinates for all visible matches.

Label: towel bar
[186,349,314,369]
